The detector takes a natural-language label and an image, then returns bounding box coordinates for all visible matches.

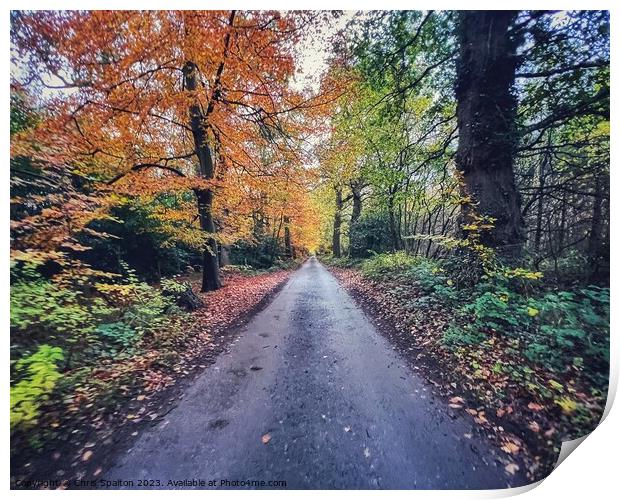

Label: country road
[105,257,528,490]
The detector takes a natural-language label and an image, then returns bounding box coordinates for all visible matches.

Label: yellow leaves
[555,397,579,415]
[501,441,520,455]
[41,208,64,219]
[527,307,539,317]
[503,267,544,280]
[593,120,610,138]
[548,380,564,392]
[13,10,329,258]
[462,223,494,231]
[95,283,133,295]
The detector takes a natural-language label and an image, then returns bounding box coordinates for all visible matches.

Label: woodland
[10,10,609,483]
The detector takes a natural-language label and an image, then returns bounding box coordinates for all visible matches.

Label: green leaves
[360,251,423,279]
[11,345,64,429]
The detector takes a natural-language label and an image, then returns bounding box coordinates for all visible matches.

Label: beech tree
[11,10,331,290]
[455,11,524,259]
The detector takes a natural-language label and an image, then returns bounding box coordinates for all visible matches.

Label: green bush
[10,261,181,432]
[10,345,64,429]
[442,324,486,346]
[523,287,609,376]
[96,321,140,356]
[361,251,422,279]
[443,274,609,381]
[10,267,111,360]
[402,260,459,302]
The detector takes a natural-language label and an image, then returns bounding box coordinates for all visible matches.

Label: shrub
[402,260,459,302]
[442,324,486,346]
[10,345,64,429]
[361,251,422,279]
[10,266,110,361]
[10,261,182,433]
[523,287,609,377]
[443,274,609,382]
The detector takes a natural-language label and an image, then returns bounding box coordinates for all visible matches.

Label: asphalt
[103,257,529,490]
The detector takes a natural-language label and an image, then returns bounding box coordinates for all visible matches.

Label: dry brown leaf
[501,442,520,454]
[449,396,465,405]
[261,433,271,444]
[528,402,544,411]
[81,450,93,462]
[505,463,520,475]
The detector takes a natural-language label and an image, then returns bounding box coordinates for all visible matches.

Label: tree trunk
[534,142,551,253]
[388,193,401,251]
[283,215,292,259]
[332,187,342,258]
[349,180,363,257]
[183,61,221,291]
[588,171,607,282]
[455,11,524,261]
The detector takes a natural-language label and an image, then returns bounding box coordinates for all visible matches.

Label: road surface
[105,257,527,489]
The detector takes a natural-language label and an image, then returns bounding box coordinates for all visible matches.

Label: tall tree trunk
[387,192,401,251]
[349,180,363,257]
[283,215,292,259]
[534,140,551,253]
[588,171,606,282]
[455,11,524,261]
[332,186,343,258]
[557,194,567,254]
[183,61,221,291]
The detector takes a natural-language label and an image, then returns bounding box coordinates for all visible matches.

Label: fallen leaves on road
[505,463,520,475]
[261,433,272,444]
[329,265,607,482]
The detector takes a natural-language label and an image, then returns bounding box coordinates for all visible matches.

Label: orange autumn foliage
[11,10,345,264]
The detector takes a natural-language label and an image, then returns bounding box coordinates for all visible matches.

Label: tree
[11,10,330,289]
[455,11,524,260]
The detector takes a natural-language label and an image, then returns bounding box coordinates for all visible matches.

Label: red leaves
[191,269,291,335]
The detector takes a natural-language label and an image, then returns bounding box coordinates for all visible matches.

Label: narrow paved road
[106,257,526,489]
